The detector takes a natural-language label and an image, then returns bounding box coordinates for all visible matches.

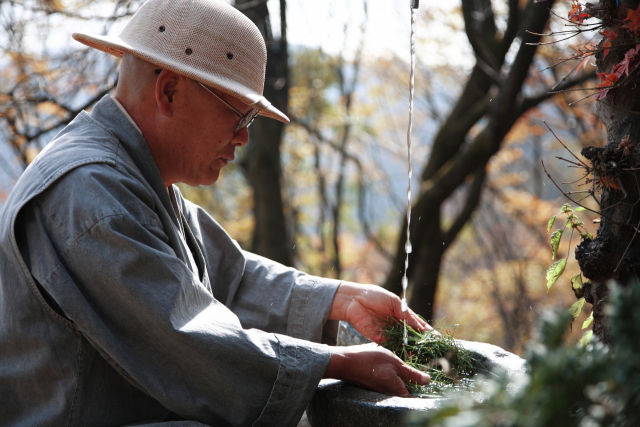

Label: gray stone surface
[307,379,449,427]
[455,339,527,395]
[307,337,526,427]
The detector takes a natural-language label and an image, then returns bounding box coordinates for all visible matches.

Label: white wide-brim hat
[73,0,289,123]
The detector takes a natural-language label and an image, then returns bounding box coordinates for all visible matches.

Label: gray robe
[0,95,340,427]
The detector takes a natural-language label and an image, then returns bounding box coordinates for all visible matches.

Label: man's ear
[155,69,180,117]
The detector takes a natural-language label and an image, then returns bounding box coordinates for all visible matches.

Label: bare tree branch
[516,71,597,117]
[419,1,557,207]
[443,166,487,246]
[23,82,118,142]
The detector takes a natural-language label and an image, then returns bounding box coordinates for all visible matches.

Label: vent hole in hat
[227,52,234,60]
[159,25,165,32]
[185,48,193,55]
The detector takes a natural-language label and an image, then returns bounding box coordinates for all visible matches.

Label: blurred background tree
[0,0,608,354]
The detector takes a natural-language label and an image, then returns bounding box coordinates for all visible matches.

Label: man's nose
[232,126,249,147]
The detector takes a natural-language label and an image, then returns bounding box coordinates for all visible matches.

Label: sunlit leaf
[547,215,556,234]
[569,298,586,322]
[550,230,563,260]
[575,206,586,212]
[561,204,572,214]
[580,330,594,347]
[583,312,594,329]
[546,259,567,291]
[571,274,583,299]
[580,232,594,240]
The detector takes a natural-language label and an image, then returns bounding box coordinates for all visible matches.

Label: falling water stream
[401,0,419,346]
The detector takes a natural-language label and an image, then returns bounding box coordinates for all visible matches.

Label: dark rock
[307,340,526,427]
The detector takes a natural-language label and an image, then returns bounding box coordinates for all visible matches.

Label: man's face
[167,78,250,187]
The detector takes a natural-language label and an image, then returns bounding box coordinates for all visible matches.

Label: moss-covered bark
[575,0,640,345]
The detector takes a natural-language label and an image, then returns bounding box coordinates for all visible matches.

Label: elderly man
[0,0,431,426]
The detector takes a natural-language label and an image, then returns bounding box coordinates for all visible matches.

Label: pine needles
[380,320,481,396]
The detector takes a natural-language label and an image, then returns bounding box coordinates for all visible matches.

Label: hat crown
[72,0,289,122]
[119,0,267,98]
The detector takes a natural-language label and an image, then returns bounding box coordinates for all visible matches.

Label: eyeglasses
[198,82,259,134]
[154,69,259,134]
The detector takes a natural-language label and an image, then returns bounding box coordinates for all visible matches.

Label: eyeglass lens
[236,110,259,133]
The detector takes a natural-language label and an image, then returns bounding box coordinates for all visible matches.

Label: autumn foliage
[582,2,640,99]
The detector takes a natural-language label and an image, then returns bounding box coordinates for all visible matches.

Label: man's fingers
[401,308,442,337]
[388,377,410,396]
[393,304,432,332]
[408,312,428,330]
[399,363,430,386]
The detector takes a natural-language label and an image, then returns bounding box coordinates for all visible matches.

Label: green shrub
[406,279,640,427]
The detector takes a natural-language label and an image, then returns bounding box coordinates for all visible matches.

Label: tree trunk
[384,0,560,321]
[238,0,293,266]
[575,0,640,345]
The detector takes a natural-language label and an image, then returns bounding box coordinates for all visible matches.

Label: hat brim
[72,32,290,124]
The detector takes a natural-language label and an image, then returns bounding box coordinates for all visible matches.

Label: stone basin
[306,323,527,427]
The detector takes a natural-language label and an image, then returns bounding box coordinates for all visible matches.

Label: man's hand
[323,345,430,396]
[328,281,434,343]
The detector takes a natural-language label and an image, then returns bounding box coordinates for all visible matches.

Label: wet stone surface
[306,323,526,427]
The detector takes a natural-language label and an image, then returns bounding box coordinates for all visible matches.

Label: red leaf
[600,175,621,190]
[624,4,640,32]
[612,45,640,78]
[569,1,589,24]
[597,72,619,87]
[601,29,618,41]
[570,56,591,78]
[595,72,619,100]
[603,41,612,59]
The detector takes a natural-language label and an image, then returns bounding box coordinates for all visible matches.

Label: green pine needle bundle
[380,320,481,396]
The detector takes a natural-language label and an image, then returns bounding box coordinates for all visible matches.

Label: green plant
[380,321,481,396]
[546,203,594,343]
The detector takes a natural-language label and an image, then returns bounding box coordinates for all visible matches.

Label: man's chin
[183,172,220,187]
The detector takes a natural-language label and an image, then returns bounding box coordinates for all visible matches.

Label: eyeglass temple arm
[198,82,243,117]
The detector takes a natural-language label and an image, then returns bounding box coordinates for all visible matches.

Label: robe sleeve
[181,197,342,345]
[21,177,332,427]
